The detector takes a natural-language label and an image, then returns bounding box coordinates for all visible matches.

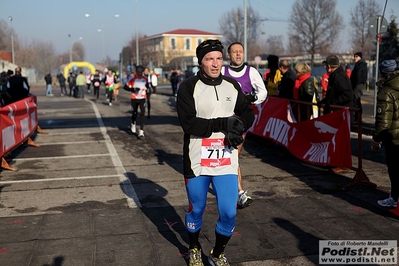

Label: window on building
[197,38,203,46]
[185,38,191,50]
[171,38,176,50]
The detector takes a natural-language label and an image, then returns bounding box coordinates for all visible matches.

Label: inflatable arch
[64,61,96,78]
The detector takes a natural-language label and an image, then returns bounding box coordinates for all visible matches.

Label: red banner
[0,96,38,157]
[249,97,352,168]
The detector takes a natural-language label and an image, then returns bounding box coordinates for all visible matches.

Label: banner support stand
[1,157,17,171]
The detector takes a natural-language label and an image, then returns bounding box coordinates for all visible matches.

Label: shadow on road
[121,173,190,263]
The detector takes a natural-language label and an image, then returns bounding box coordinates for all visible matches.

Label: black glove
[245,92,257,103]
[227,116,245,136]
[123,85,133,92]
[227,132,243,149]
[133,87,141,93]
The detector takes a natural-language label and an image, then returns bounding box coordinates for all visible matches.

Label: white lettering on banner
[20,117,29,139]
[249,102,265,132]
[30,110,37,131]
[290,127,297,141]
[314,120,338,151]
[2,106,16,153]
[2,125,15,152]
[264,117,290,146]
[303,142,329,163]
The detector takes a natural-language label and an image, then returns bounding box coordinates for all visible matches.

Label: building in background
[138,29,222,72]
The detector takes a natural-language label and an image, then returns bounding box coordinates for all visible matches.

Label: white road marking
[5,99,141,209]
[86,98,141,208]
[13,154,110,161]
[0,174,121,184]
[38,140,106,146]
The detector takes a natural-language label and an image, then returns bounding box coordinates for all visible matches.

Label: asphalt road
[0,83,398,266]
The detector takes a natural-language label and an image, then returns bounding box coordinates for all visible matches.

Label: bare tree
[0,20,11,51]
[71,42,85,62]
[287,35,305,54]
[58,52,70,66]
[289,0,343,66]
[349,0,382,59]
[219,6,262,46]
[0,19,21,61]
[31,40,58,76]
[247,42,266,61]
[265,35,285,55]
[15,46,36,68]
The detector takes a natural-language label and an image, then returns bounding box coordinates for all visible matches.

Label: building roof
[145,29,221,39]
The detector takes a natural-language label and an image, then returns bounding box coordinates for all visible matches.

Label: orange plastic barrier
[0,96,41,171]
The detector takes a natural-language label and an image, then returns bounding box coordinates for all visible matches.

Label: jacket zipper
[214,86,219,101]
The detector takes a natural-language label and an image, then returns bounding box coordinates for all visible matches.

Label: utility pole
[8,16,14,65]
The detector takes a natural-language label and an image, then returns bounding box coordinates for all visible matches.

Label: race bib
[94,81,100,87]
[200,138,231,167]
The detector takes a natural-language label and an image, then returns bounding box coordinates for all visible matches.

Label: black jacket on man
[320,66,353,113]
[4,75,30,104]
[279,68,296,99]
[350,59,367,112]
[350,59,367,91]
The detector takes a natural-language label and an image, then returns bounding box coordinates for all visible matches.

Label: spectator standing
[0,71,9,106]
[151,71,158,94]
[169,69,178,96]
[123,65,149,138]
[293,62,319,121]
[174,69,186,96]
[176,39,254,266]
[67,72,76,97]
[319,56,353,174]
[320,72,329,99]
[319,55,353,114]
[350,52,367,122]
[278,59,296,100]
[4,67,30,104]
[91,69,102,101]
[57,73,67,96]
[221,41,267,208]
[373,59,399,208]
[76,71,86,98]
[345,65,352,78]
[44,73,53,96]
[6,69,13,79]
[263,55,282,96]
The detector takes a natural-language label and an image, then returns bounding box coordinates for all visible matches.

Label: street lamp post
[8,16,14,65]
[85,14,120,61]
[136,0,139,66]
[69,35,83,63]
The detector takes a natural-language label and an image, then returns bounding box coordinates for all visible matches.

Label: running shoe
[131,123,136,134]
[138,130,144,138]
[208,249,229,266]
[109,102,112,106]
[238,190,253,208]
[377,197,398,208]
[188,247,204,266]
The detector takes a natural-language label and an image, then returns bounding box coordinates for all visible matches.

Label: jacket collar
[198,69,223,86]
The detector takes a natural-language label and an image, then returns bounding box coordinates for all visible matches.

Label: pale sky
[2,0,398,64]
